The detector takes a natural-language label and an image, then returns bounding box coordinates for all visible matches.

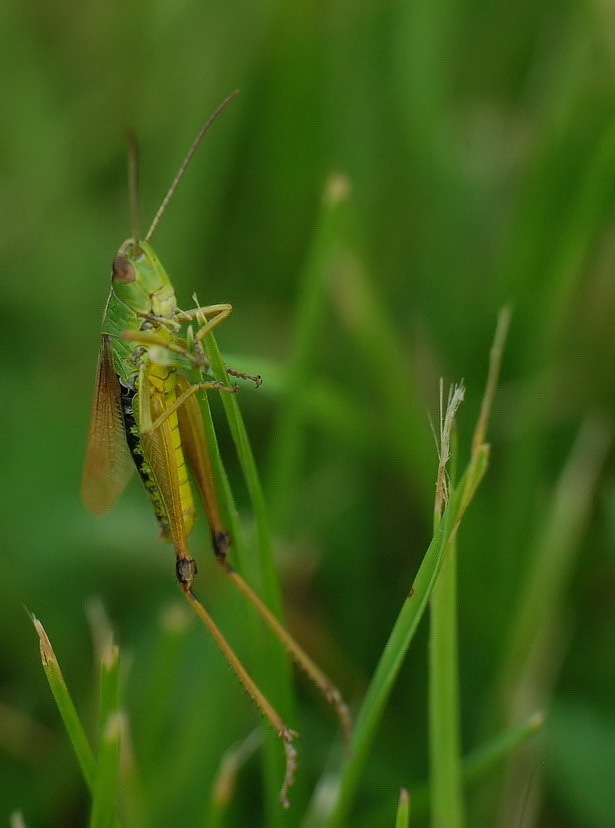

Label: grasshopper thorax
[111,239,177,318]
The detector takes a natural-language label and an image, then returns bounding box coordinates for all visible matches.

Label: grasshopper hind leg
[174,377,353,747]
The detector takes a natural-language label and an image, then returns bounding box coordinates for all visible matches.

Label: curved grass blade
[317,448,489,827]
[31,614,96,792]
[312,310,509,826]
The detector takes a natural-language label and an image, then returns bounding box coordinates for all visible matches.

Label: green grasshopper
[81,92,350,807]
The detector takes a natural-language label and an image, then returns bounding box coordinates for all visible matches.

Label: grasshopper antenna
[127,130,141,245]
[145,89,240,243]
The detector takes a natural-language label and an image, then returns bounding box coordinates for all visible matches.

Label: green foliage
[1,1,613,825]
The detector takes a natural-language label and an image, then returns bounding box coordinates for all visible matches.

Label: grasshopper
[81,92,350,807]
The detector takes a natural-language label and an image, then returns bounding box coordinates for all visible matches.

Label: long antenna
[145,89,240,242]
[127,130,140,244]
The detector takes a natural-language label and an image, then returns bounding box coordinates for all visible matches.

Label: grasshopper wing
[174,375,227,545]
[81,335,134,515]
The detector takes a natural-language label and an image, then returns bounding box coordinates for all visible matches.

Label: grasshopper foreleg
[177,301,233,324]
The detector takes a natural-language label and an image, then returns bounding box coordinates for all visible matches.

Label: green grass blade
[316,310,507,826]
[496,416,610,707]
[428,538,464,828]
[90,712,123,828]
[464,712,544,785]
[31,615,96,792]
[427,312,509,828]
[203,338,286,622]
[316,447,489,827]
[97,644,120,746]
[395,789,411,828]
[138,604,192,762]
[117,720,148,828]
[490,417,610,816]
[197,341,297,823]
[206,730,262,828]
[407,711,545,816]
[430,396,464,827]
[429,389,464,828]
[494,121,615,602]
[395,788,410,828]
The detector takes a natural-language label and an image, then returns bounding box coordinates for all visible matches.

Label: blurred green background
[1,0,614,826]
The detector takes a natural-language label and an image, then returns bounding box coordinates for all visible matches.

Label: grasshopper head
[111,239,176,317]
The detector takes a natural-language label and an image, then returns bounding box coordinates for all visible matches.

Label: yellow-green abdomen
[150,363,196,538]
[121,363,196,544]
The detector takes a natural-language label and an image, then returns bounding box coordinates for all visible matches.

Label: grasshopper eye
[112,254,136,283]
